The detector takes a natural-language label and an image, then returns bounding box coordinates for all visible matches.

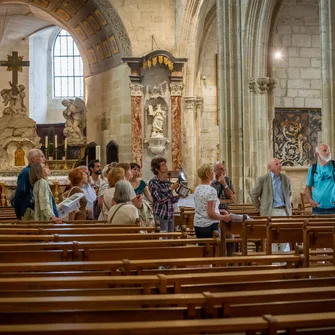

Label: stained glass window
[53,29,84,97]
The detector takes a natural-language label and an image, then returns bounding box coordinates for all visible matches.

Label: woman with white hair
[107,180,139,225]
[194,163,232,238]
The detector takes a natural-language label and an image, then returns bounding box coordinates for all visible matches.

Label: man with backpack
[305,143,335,214]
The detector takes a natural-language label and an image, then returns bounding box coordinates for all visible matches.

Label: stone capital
[169,83,184,96]
[184,96,197,110]
[249,77,276,94]
[129,83,143,96]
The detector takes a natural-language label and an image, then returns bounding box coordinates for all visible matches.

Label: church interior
[0,0,335,334]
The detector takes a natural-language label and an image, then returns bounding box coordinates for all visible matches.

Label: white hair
[113,180,134,203]
[27,149,43,164]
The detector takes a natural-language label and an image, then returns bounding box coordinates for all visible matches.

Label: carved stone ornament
[249,77,276,94]
[170,83,184,96]
[144,137,170,156]
[129,84,143,96]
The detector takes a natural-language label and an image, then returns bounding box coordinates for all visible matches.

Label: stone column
[183,96,197,187]
[129,83,143,166]
[170,83,184,170]
[216,0,243,201]
[320,0,335,148]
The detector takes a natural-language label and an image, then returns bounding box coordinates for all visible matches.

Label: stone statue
[62,97,86,145]
[149,103,166,138]
[1,82,27,116]
[14,143,25,166]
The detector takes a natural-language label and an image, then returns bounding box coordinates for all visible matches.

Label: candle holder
[53,179,59,204]
[0,180,6,207]
[54,147,58,161]
[64,149,68,170]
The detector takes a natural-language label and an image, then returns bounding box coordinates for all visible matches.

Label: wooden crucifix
[0,51,30,95]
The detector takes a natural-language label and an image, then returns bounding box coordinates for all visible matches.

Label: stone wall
[113,0,175,56]
[272,0,321,109]
[85,64,131,165]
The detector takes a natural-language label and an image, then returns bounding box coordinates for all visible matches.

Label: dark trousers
[312,207,335,215]
[195,222,219,238]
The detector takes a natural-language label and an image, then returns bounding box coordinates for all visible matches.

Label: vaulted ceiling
[0,0,132,76]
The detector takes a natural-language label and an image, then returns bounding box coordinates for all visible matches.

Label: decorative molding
[249,77,276,94]
[129,84,143,96]
[171,96,182,169]
[170,83,184,96]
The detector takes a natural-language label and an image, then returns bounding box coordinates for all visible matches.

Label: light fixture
[274,51,282,59]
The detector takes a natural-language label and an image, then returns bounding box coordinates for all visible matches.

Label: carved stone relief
[273,108,322,166]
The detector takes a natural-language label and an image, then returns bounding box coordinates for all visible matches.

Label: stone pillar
[170,82,184,170]
[320,0,335,148]
[183,96,197,187]
[129,83,143,166]
[216,0,244,201]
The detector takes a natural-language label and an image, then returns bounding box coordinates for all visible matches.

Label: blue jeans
[312,207,335,215]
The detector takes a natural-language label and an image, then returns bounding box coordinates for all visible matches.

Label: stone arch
[106,140,119,164]
[242,0,283,195]
[0,0,132,76]
[177,0,215,96]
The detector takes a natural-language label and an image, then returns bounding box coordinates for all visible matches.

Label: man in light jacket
[251,158,292,252]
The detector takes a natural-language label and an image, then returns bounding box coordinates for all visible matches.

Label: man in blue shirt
[13,149,58,220]
[305,143,335,214]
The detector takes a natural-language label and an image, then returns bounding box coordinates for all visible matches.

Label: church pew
[0,266,333,294]
[302,225,334,267]
[1,312,335,335]
[0,286,334,325]
[0,254,303,278]
[0,226,161,235]
[0,231,188,243]
[0,237,221,262]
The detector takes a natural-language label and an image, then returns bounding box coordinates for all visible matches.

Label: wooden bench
[0,237,221,262]
[0,286,334,324]
[0,254,304,277]
[0,312,335,334]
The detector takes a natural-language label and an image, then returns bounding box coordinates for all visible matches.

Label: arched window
[53,29,84,98]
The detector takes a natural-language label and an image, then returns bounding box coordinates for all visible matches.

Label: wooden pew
[0,231,188,243]
[0,266,333,294]
[0,286,334,324]
[0,237,221,262]
[0,312,335,334]
[302,224,334,267]
[0,254,304,278]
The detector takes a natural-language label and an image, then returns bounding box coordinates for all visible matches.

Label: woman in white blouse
[193,163,231,238]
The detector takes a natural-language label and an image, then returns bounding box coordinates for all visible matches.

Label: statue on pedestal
[62,97,86,145]
[149,103,166,138]
[14,143,25,166]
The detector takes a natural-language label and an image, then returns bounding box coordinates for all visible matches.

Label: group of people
[193,143,335,253]
[11,152,187,232]
[11,143,334,251]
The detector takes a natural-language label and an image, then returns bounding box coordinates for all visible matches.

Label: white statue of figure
[62,98,86,144]
[149,103,166,138]
[1,82,27,116]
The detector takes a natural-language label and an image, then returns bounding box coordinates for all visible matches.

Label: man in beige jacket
[251,158,292,252]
